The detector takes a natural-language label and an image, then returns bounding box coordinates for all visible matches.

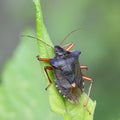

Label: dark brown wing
[54,68,82,104]
[74,59,84,91]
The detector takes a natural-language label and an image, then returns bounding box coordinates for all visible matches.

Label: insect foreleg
[62,43,74,51]
[36,55,51,62]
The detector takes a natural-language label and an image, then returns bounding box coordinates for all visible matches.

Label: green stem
[33,0,96,120]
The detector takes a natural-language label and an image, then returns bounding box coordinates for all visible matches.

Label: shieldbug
[24,30,93,113]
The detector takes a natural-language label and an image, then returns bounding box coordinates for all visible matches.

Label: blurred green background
[0,0,120,120]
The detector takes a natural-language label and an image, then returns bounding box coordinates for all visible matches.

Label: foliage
[33,0,96,120]
[0,29,62,120]
[0,0,96,120]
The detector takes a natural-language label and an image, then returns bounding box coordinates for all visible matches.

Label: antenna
[21,35,54,49]
[60,28,81,45]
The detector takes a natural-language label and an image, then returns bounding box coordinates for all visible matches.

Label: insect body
[50,46,83,104]
[22,30,93,111]
[37,43,93,107]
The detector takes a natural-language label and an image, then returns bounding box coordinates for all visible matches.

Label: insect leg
[36,55,50,62]
[63,43,74,51]
[80,65,88,75]
[37,56,52,90]
[80,65,88,70]
[44,66,53,90]
[82,76,92,81]
[82,76,93,114]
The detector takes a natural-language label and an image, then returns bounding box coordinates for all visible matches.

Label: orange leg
[82,76,92,81]
[62,43,74,51]
[44,66,53,90]
[80,65,88,75]
[36,55,50,62]
[36,56,53,90]
[82,76,93,114]
[80,65,88,70]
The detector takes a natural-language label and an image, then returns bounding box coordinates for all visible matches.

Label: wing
[74,59,84,90]
[54,69,82,104]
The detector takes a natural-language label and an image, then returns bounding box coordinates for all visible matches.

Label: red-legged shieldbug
[23,30,93,114]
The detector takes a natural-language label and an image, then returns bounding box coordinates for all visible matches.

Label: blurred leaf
[0,29,62,120]
[33,0,96,120]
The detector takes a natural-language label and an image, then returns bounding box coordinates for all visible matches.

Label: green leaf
[0,29,62,120]
[33,0,96,120]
